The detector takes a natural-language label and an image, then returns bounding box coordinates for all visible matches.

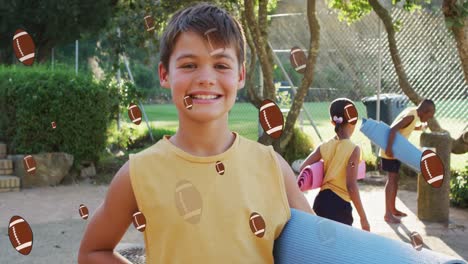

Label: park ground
[0,177,467,263]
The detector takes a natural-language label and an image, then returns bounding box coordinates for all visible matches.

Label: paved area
[0,181,466,263]
[305,185,468,261]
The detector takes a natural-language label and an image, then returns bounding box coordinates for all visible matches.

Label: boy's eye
[215,64,230,69]
[180,64,196,69]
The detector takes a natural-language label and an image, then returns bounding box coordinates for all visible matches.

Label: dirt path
[0,182,466,263]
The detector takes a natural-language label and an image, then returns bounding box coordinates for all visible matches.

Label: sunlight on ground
[304,187,465,260]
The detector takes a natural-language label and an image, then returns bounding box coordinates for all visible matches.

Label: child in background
[380,99,435,224]
[300,98,370,231]
[78,3,313,264]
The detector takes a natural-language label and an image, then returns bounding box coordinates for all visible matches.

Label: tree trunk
[240,11,262,108]
[451,130,468,154]
[368,0,446,132]
[275,0,321,153]
[443,0,468,84]
[368,0,468,154]
[244,0,276,103]
[418,132,451,223]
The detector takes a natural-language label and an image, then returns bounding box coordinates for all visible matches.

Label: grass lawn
[125,101,467,171]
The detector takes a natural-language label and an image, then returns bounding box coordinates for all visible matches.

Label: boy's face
[419,107,435,122]
[159,31,245,123]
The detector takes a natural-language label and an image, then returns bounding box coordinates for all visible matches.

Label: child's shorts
[381,158,401,173]
[313,189,353,226]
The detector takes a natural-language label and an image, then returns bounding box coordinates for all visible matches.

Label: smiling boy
[78,3,313,264]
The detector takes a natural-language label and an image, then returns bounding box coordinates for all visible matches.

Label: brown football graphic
[144,15,155,33]
[183,96,193,110]
[174,180,202,224]
[127,103,142,125]
[410,231,423,251]
[79,204,89,220]
[12,29,36,66]
[132,211,147,232]
[8,215,33,255]
[289,46,307,74]
[420,149,444,188]
[344,103,358,125]
[259,99,284,139]
[249,212,266,238]
[215,161,225,175]
[23,155,36,175]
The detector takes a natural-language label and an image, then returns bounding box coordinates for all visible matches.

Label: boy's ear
[158,62,170,89]
[237,63,246,90]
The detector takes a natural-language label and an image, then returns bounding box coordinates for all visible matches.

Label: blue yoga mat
[274,209,466,264]
[360,118,422,172]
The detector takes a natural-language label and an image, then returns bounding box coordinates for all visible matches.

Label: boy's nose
[196,69,216,87]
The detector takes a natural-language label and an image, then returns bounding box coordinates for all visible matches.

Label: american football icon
[23,155,37,175]
[289,46,307,74]
[410,231,423,251]
[8,215,33,255]
[174,180,202,224]
[259,99,284,139]
[215,161,225,175]
[344,103,358,125]
[12,29,36,66]
[249,212,266,238]
[127,103,142,125]
[132,211,147,232]
[79,204,89,220]
[183,96,193,110]
[420,149,444,188]
[144,15,155,33]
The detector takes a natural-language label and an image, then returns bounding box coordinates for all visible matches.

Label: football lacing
[263,111,271,129]
[16,39,25,57]
[12,226,21,245]
[424,160,432,179]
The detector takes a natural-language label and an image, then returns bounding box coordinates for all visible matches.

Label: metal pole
[377,20,382,122]
[75,40,78,75]
[116,28,121,131]
[268,42,323,142]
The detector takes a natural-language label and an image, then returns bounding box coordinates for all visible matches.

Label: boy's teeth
[191,95,219,100]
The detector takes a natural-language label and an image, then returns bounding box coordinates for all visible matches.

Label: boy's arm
[78,161,137,264]
[275,152,315,215]
[299,146,322,172]
[385,115,414,158]
[345,147,369,231]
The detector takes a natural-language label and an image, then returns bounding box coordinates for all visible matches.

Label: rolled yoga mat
[360,118,422,172]
[297,160,366,192]
[273,209,466,264]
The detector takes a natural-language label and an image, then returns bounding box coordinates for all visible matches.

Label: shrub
[450,166,468,208]
[282,126,315,165]
[106,120,176,152]
[0,65,119,165]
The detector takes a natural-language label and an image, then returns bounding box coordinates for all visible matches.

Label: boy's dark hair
[159,2,246,70]
[419,99,435,112]
[330,98,358,133]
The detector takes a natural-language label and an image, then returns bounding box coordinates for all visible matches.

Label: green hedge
[450,166,468,208]
[0,65,119,165]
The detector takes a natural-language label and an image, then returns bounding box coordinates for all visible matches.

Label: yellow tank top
[129,132,290,264]
[319,138,358,202]
[379,107,420,159]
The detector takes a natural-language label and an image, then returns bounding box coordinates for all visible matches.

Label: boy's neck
[169,124,235,157]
